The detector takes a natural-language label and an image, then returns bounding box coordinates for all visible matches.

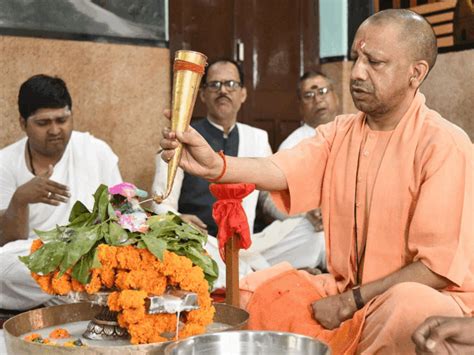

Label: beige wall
[322,49,474,141]
[0,35,170,192]
[421,49,474,141]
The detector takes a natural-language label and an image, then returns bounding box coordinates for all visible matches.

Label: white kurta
[278,123,316,151]
[0,131,122,310]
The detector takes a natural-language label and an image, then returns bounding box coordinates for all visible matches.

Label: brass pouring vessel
[154,50,207,204]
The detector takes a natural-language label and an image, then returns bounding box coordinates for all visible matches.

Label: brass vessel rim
[174,49,208,59]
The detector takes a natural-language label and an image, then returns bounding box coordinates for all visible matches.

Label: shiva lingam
[64,288,199,341]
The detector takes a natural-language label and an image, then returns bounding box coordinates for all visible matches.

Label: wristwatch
[352,285,365,310]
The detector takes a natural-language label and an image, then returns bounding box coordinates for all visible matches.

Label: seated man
[159,9,473,353]
[0,74,122,310]
[248,71,340,272]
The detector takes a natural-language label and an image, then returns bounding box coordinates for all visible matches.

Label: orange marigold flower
[24,333,41,342]
[128,317,155,344]
[32,273,54,294]
[117,290,147,309]
[99,267,115,289]
[85,269,102,294]
[49,328,70,339]
[97,244,118,268]
[121,305,146,325]
[71,278,85,292]
[117,313,129,328]
[152,313,177,334]
[51,271,72,295]
[115,270,141,290]
[107,291,120,311]
[142,273,167,295]
[139,249,164,272]
[30,239,43,253]
[116,246,141,270]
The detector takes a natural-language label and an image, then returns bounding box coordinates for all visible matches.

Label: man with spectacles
[152,59,272,287]
[0,74,122,310]
[253,72,340,273]
[279,71,339,151]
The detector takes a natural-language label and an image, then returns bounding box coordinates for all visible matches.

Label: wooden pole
[225,234,240,307]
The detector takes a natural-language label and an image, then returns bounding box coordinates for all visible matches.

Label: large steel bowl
[4,302,248,355]
[164,330,330,355]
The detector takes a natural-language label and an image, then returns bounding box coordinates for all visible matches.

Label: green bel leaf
[107,222,129,245]
[68,201,90,223]
[19,241,67,275]
[72,249,100,285]
[59,225,102,274]
[141,234,167,261]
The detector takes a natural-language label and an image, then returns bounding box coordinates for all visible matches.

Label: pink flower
[108,182,137,199]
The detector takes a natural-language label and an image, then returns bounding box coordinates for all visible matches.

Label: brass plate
[4,302,248,355]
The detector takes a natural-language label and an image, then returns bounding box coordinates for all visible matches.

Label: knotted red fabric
[210,183,255,260]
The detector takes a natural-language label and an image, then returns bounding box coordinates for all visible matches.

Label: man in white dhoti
[0,74,122,310]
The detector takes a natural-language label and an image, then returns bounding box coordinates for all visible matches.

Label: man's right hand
[160,109,224,180]
[14,165,70,206]
[180,214,208,234]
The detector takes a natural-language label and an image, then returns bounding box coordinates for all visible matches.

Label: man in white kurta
[0,75,122,310]
[249,71,340,272]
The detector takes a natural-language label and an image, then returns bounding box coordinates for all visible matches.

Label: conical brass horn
[154,50,207,204]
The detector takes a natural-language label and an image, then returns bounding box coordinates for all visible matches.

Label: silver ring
[47,191,52,199]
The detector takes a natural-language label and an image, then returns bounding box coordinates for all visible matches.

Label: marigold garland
[28,243,215,345]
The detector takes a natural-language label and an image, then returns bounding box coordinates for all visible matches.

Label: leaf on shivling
[107,203,118,221]
[141,233,167,261]
[68,201,90,223]
[107,222,129,245]
[90,184,108,222]
[59,225,102,274]
[72,248,101,285]
[33,227,63,242]
[19,241,67,275]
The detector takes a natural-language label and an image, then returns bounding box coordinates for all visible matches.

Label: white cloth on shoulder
[0,131,122,310]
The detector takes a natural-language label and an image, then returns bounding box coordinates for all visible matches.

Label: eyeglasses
[203,80,242,92]
[301,87,330,101]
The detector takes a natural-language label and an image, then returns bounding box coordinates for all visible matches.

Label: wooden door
[169,0,319,150]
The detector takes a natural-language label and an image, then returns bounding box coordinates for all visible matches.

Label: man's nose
[218,82,230,93]
[48,122,61,135]
[350,58,368,82]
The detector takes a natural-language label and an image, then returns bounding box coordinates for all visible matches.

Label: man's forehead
[301,76,329,90]
[29,106,71,120]
[351,22,401,55]
[207,62,239,80]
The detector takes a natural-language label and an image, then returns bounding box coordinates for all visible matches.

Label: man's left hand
[311,291,357,329]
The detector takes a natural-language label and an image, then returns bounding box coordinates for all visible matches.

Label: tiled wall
[322,49,474,141]
[0,35,170,192]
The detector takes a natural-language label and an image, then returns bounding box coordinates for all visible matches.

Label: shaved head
[365,9,437,72]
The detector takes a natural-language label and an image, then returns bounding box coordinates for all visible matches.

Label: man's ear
[199,88,206,103]
[410,60,430,88]
[240,87,247,104]
[19,116,27,131]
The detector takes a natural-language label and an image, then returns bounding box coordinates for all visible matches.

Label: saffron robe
[243,93,473,353]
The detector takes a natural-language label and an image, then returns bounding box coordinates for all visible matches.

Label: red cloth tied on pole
[210,183,255,261]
